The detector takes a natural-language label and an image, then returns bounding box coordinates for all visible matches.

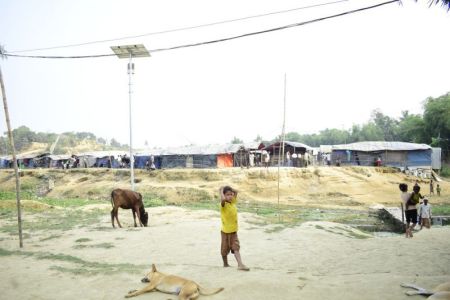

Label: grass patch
[75,238,92,243]
[432,204,450,215]
[0,209,104,235]
[264,225,285,233]
[440,165,450,178]
[0,247,146,275]
[73,242,114,250]
[40,234,63,241]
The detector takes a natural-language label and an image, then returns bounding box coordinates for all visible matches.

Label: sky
[0,0,449,149]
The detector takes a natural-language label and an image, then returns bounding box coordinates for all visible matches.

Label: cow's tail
[110,190,115,208]
[198,285,224,296]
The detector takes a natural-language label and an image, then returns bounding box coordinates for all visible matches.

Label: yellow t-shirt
[221,197,238,233]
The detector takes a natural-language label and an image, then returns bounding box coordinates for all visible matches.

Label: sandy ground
[1,205,450,300]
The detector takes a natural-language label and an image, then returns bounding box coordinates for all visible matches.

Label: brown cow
[111,188,149,228]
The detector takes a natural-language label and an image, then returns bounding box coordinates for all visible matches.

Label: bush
[441,165,450,178]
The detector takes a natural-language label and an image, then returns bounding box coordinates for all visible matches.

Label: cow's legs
[134,205,143,227]
[132,208,137,227]
[111,209,115,228]
[113,208,123,228]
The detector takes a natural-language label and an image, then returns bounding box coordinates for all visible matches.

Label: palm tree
[411,0,450,9]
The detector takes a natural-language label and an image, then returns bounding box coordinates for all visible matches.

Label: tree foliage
[0,126,128,155]
[273,92,450,159]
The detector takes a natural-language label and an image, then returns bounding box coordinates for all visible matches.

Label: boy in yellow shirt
[220,186,250,271]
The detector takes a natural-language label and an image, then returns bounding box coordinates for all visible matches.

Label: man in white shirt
[419,198,432,229]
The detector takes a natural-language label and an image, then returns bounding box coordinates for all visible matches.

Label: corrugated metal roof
[332,141,431,152]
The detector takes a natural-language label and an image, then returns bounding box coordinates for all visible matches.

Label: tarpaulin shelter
[263,141,313,166]
[331,141,432,169]
[76,151,127,168]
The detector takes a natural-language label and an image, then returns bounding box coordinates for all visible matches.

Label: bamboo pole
[277,74,287,222]
[0,63,23,248]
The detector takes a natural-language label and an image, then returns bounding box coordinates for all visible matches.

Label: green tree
[422,92,450,157]
[254,134,263,142]
[396,111,426,143]
[9,126,36,151]
[231,137,243,144]
[110,138,122,148]
[371,109,398,141]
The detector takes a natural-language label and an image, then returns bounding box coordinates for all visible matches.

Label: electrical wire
[8,0,349,54]
[150,0,399,53]
[2,0,399,59]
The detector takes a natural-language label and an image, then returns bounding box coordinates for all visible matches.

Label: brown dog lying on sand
[125,264,224,299]
[401,281,450,299]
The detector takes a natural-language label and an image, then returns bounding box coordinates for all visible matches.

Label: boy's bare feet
[238,265,250,271]
[223,264,231,267]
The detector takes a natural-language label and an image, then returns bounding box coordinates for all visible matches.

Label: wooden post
[0,63,23,248]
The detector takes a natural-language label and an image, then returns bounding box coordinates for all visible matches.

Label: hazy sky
[0,0,449,148]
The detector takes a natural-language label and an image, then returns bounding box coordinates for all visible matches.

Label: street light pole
[111,44,150,191]
[128,52,135,190]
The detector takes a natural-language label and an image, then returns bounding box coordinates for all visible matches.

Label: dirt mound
[0,167,448,209]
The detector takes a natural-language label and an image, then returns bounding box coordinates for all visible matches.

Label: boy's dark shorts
[221,231,240,256]
[405,209,418,224]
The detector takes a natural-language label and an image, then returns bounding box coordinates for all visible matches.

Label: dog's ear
[152,264,157,272]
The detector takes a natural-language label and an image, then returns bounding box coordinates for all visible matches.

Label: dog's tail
[198,285,224,296]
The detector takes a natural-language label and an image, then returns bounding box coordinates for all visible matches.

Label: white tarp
[332,141,431,152]
[431,147,442,170]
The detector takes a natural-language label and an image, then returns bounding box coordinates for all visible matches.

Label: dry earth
[1,166,449,209]
[1,167,449,300]
[1,205,450,300]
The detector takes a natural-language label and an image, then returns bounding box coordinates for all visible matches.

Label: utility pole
[277,73,287,222]
[111,44,150,191]
[0,46,23,248]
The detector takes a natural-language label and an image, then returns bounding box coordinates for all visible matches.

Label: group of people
[399,181,435,238]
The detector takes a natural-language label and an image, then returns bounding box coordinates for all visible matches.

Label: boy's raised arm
[219,187,226,207]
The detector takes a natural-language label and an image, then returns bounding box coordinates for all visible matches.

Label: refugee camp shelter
[162,144,242,169]
[135,143,258,169]
[331,141,432,169]
[16,152,49,168]
[46,154,71,168]
[263,141,313,166]
[233,142,266,167]
[76,151,128,168]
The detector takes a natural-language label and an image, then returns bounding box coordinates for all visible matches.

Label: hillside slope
[1,166,448,210]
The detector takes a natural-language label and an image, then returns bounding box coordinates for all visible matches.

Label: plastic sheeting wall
[407,150,431,167]
[193,155,217,168]
[431,148,442,170]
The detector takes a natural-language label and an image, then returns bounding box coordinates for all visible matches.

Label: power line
[8,0,349,54]
[147,0,400,53]
[2,0,399,59]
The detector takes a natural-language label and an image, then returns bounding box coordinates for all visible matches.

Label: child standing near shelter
[219,186,250,271]
[419,198,432,229]
[400,183,417,238]
[437,184,441,196]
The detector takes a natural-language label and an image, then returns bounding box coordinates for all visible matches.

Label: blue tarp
[0,158,10,168]
[135,155,150,168]
[406,150,431,167]
[95,157,121,168]
[193,155,217,168]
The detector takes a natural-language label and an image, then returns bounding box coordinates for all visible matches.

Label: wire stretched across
[1,0,399,60]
